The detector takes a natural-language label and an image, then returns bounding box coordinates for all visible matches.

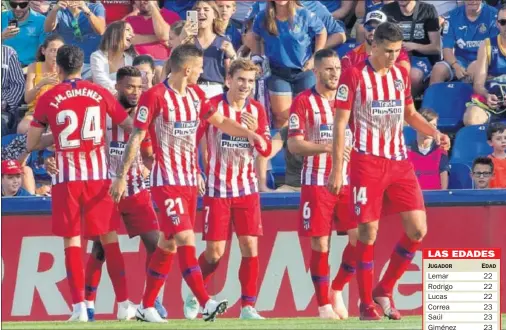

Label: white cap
[364,10,388,25]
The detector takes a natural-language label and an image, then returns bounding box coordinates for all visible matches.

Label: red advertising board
[2,206,505,321]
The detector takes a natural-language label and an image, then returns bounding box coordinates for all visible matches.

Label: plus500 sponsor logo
[371,100,403,116]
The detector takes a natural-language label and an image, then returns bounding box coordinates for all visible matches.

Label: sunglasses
[9,1,29,9]
[364,23,379,32]
[498,19,506,26]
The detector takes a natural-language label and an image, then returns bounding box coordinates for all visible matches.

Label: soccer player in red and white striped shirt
[182,59,272,320]
[328,23,450,321]
[26,45,135,322]
[82,66,167,320]
[110,44,266,323]
[287,49,358,320]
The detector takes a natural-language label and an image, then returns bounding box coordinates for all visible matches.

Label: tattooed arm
[109,128,147,202]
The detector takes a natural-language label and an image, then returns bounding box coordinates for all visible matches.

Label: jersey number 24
[57,106,103,149]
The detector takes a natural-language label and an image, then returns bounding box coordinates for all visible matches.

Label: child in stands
[408,108,450,190]
[487,122,506,188]
[471,157,495,189]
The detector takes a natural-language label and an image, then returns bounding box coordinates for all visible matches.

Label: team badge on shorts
[171,215,180,226]
[336,84,349,101]
[137,106,148,123]
[303,218,310,230]
[355,205,361,216]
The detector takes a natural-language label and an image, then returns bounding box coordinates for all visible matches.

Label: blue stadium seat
[266,170,276,189]
[1,133,22,148]
[271,148,286,179]
[403,126,417,146]
[336,40,357,58]
[450,125,493,166]
[449,162,473,189]
[421,82,474,132]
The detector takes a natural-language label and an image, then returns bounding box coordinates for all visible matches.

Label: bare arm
[325,32,346,49]
[24,64,38,104]
[314,28,327,53]
[287,135,331,156]
[132,34,161,45]
[440,171,449,190]
[151,9,170,42]
[255,132,283,190]
[473,42,489,97]
[207,111,252,138]
[404,103,438,137]
[116,128,146,178]
[26,126,45,153]
[331,0,354,21]
[118,116,134,134]
[83,9,106,35]
[410,31,441,55]
[331,110,351,176]
[141,145,154,171]
[44,5,59,32]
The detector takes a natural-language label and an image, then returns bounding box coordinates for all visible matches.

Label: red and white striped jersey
[106,114,151,197]
[198,94,272,198]
[335,60,412,160]
[134,81,213,187]
[31,79,128,185]
[288,88,351,186]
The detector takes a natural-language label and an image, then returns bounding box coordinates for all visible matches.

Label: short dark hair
[133,55,155,71]
[486,122,506,140]
[56,45,84,75]
[169,44,203,72]
[36,34,64,62]
[419,108,439,123]
[314,48,338,66]
[374,22,404,44]
[116,66,142,82]
[472,157,494,173]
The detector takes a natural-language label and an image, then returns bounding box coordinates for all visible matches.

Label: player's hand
[327,167,343,195]
[197,173,206,196]
[43,156,59,175]
[433,130,451,151]
[343,146,352,163]
[109,177,127,203]
[2,26,20,40]
[486,93,499,109]
[247,131,267,151]
[241,112,258,131]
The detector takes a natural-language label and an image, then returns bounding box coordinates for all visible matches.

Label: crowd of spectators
[1,0,506,198]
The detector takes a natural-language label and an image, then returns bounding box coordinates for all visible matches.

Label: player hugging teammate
[25,23,452,323]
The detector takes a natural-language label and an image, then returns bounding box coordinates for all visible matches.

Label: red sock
[84,255,104,302]
[331,243,356,291]
[239,256,259,307]
[310,250,330,307]
[64,246,85,304]
[142,247,174,307]
[102,242,128,303]
[145,251,153,272]
[377,234,420,294]
[198,252,220,286]
[356,241,374,306]
[178,246,210,307]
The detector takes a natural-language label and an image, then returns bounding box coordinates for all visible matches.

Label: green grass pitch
[3,315,506,330]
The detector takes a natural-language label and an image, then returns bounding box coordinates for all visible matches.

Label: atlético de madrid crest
[394,79,404,92]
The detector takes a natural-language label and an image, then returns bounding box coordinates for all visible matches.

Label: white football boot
[117,300,136,321]
[239,306,265,320]
[68,302,88,322]
[183,293,200,320]
[202,299,228,322]
[135,304,168,323]
[318,304,340,319]
[329,289,349,319]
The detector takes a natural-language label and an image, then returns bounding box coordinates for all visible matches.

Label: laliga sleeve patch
[289,114,300,129]
[137,106,148,123]
[336,84,349,101]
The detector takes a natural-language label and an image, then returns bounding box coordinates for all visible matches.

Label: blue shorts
[439,57,471,81]
[410,56,433,80]
[267,67,316,96]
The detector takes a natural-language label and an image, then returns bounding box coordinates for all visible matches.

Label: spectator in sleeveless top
[90,21,137,94]
[252,0,327,128]
[44,0,106,79]
[471,157,495,189]
[19,34,64,134]
[193,0,236,98]
[407,108,450,190]
[255,126,303,193]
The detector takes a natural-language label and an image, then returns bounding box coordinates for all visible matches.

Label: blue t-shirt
[1,10,46,66]
[253,7,325,69]
[300,0,345,35]
[195,35,229,83]
[55,3,106,64]
[365,0,386,15]
[486,36,506,79]
[318,0,341,13]
[2,187,32,197]
[225,23,242,51]
[163,0,196,19]
[442,4,498,62]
